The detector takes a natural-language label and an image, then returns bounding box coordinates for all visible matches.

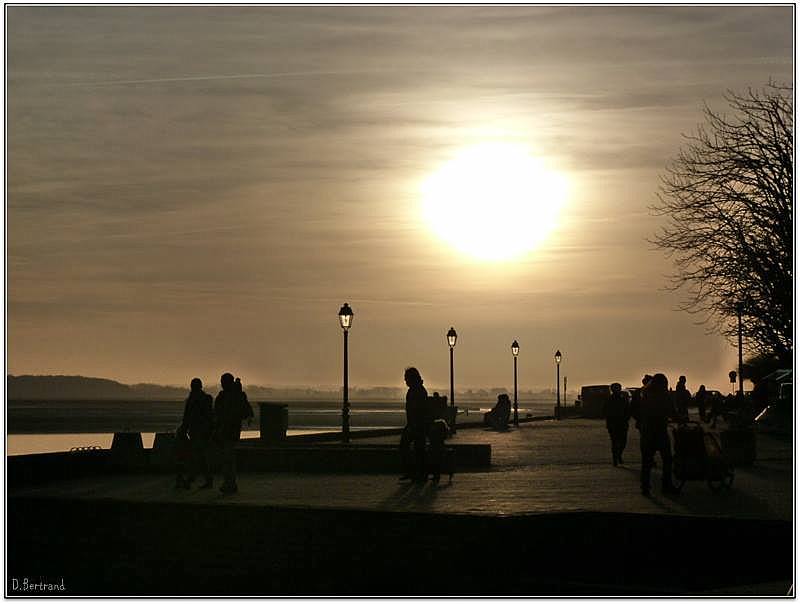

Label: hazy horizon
[7,6,793,394]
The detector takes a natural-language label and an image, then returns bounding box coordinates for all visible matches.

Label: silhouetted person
[708,391,724,428]
[695,385,708,422]
[399,367,428,482]
[177,377,214,489]
[630,374,652,432]
[483,394,512,431]
[214,373,254,494]
[426,392,450,483]
[602,382,630,466]
[639,373,679,496]
[675,375,691,420]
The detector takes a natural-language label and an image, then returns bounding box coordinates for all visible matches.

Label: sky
[6,6,794,393]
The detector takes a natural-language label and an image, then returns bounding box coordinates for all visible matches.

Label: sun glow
[421,143,568,261]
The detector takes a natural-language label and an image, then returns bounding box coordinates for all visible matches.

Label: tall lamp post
[338,303,354,443]
[447,327,457,434]
[511,340,520,427]
[736,302,744,397]
[555,350,562,420]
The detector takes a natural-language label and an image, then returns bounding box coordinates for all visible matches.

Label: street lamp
[511,340,519,427]
[338,303,354,443]
[554,350,562,420]
[447,327,457,433]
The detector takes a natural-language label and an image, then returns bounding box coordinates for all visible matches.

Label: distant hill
[7,374,566,402]
[7,375,185,400]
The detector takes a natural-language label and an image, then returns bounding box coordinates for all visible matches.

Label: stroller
[671,420,734,492]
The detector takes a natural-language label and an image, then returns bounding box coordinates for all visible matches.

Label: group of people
[176,372,254,494]
[399,367,451,483]
[602,373,711,497]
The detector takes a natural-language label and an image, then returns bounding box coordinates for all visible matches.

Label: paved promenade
[8,417,793,596]
[11,417,792,520]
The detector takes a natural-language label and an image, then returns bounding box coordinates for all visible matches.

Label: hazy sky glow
[7,6,793,392]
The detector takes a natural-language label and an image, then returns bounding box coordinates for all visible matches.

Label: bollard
[150,432,177,469]
[110,432,146,470]
[259,403,289,444]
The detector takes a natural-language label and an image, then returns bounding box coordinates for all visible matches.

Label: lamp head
[555,350,562,364]
[511,340,519,356]
[338,303,354,331]
[447,327,457,348]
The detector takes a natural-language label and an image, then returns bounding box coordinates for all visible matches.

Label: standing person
[233,377,254,430]
[639,373,679,496]
[426,392,450,483]
[602,382,630,466]
[629,374,652,432]
[177,377,214,489]
[675,376,691,420]
[695,385,708,422]
[708,391,723,428]
[214,373,254,494]
[399,367,428,483]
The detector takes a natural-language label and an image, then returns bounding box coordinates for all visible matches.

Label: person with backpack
[426,392,450,483]
[214,373,254,494]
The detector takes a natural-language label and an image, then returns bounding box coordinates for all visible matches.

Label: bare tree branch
[650,83,793,363]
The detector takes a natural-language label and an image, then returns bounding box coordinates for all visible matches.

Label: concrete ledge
[8,441,492,486]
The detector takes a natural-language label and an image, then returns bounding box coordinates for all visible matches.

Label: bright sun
[421,142,568,261]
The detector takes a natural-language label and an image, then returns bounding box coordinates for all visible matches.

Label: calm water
[6,430,334,456]
[7,397,559,455]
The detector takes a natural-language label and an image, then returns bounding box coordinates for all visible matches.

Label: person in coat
[214,373,254,494]
[602,382,630,466]
[399,367,429,482]
[639,373,679,496]
[177,377,214,489]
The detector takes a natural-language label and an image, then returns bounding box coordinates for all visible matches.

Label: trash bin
[720,427,756,466]
[259,403,288,443]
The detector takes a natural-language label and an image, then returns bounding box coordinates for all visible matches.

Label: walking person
[629,374,652,433]
[399,367,428,483]
[639,373,679,497]
[602,382,630,466]
[675,376,691,420]
[214,373,254,494]
[177,377,214,489]
[695,385,708,422]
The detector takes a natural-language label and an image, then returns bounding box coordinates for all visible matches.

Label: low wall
[7,440,491,487]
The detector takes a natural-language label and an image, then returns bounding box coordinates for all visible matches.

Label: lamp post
[555,350,562,420]
[447,327,457,434]
[736,302,744,397]
[338,303,354,443]
[511,340,519,427]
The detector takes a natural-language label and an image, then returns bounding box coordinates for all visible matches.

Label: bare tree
[651,83,793,363]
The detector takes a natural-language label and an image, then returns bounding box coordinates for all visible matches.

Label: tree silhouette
[651,83,792,363]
